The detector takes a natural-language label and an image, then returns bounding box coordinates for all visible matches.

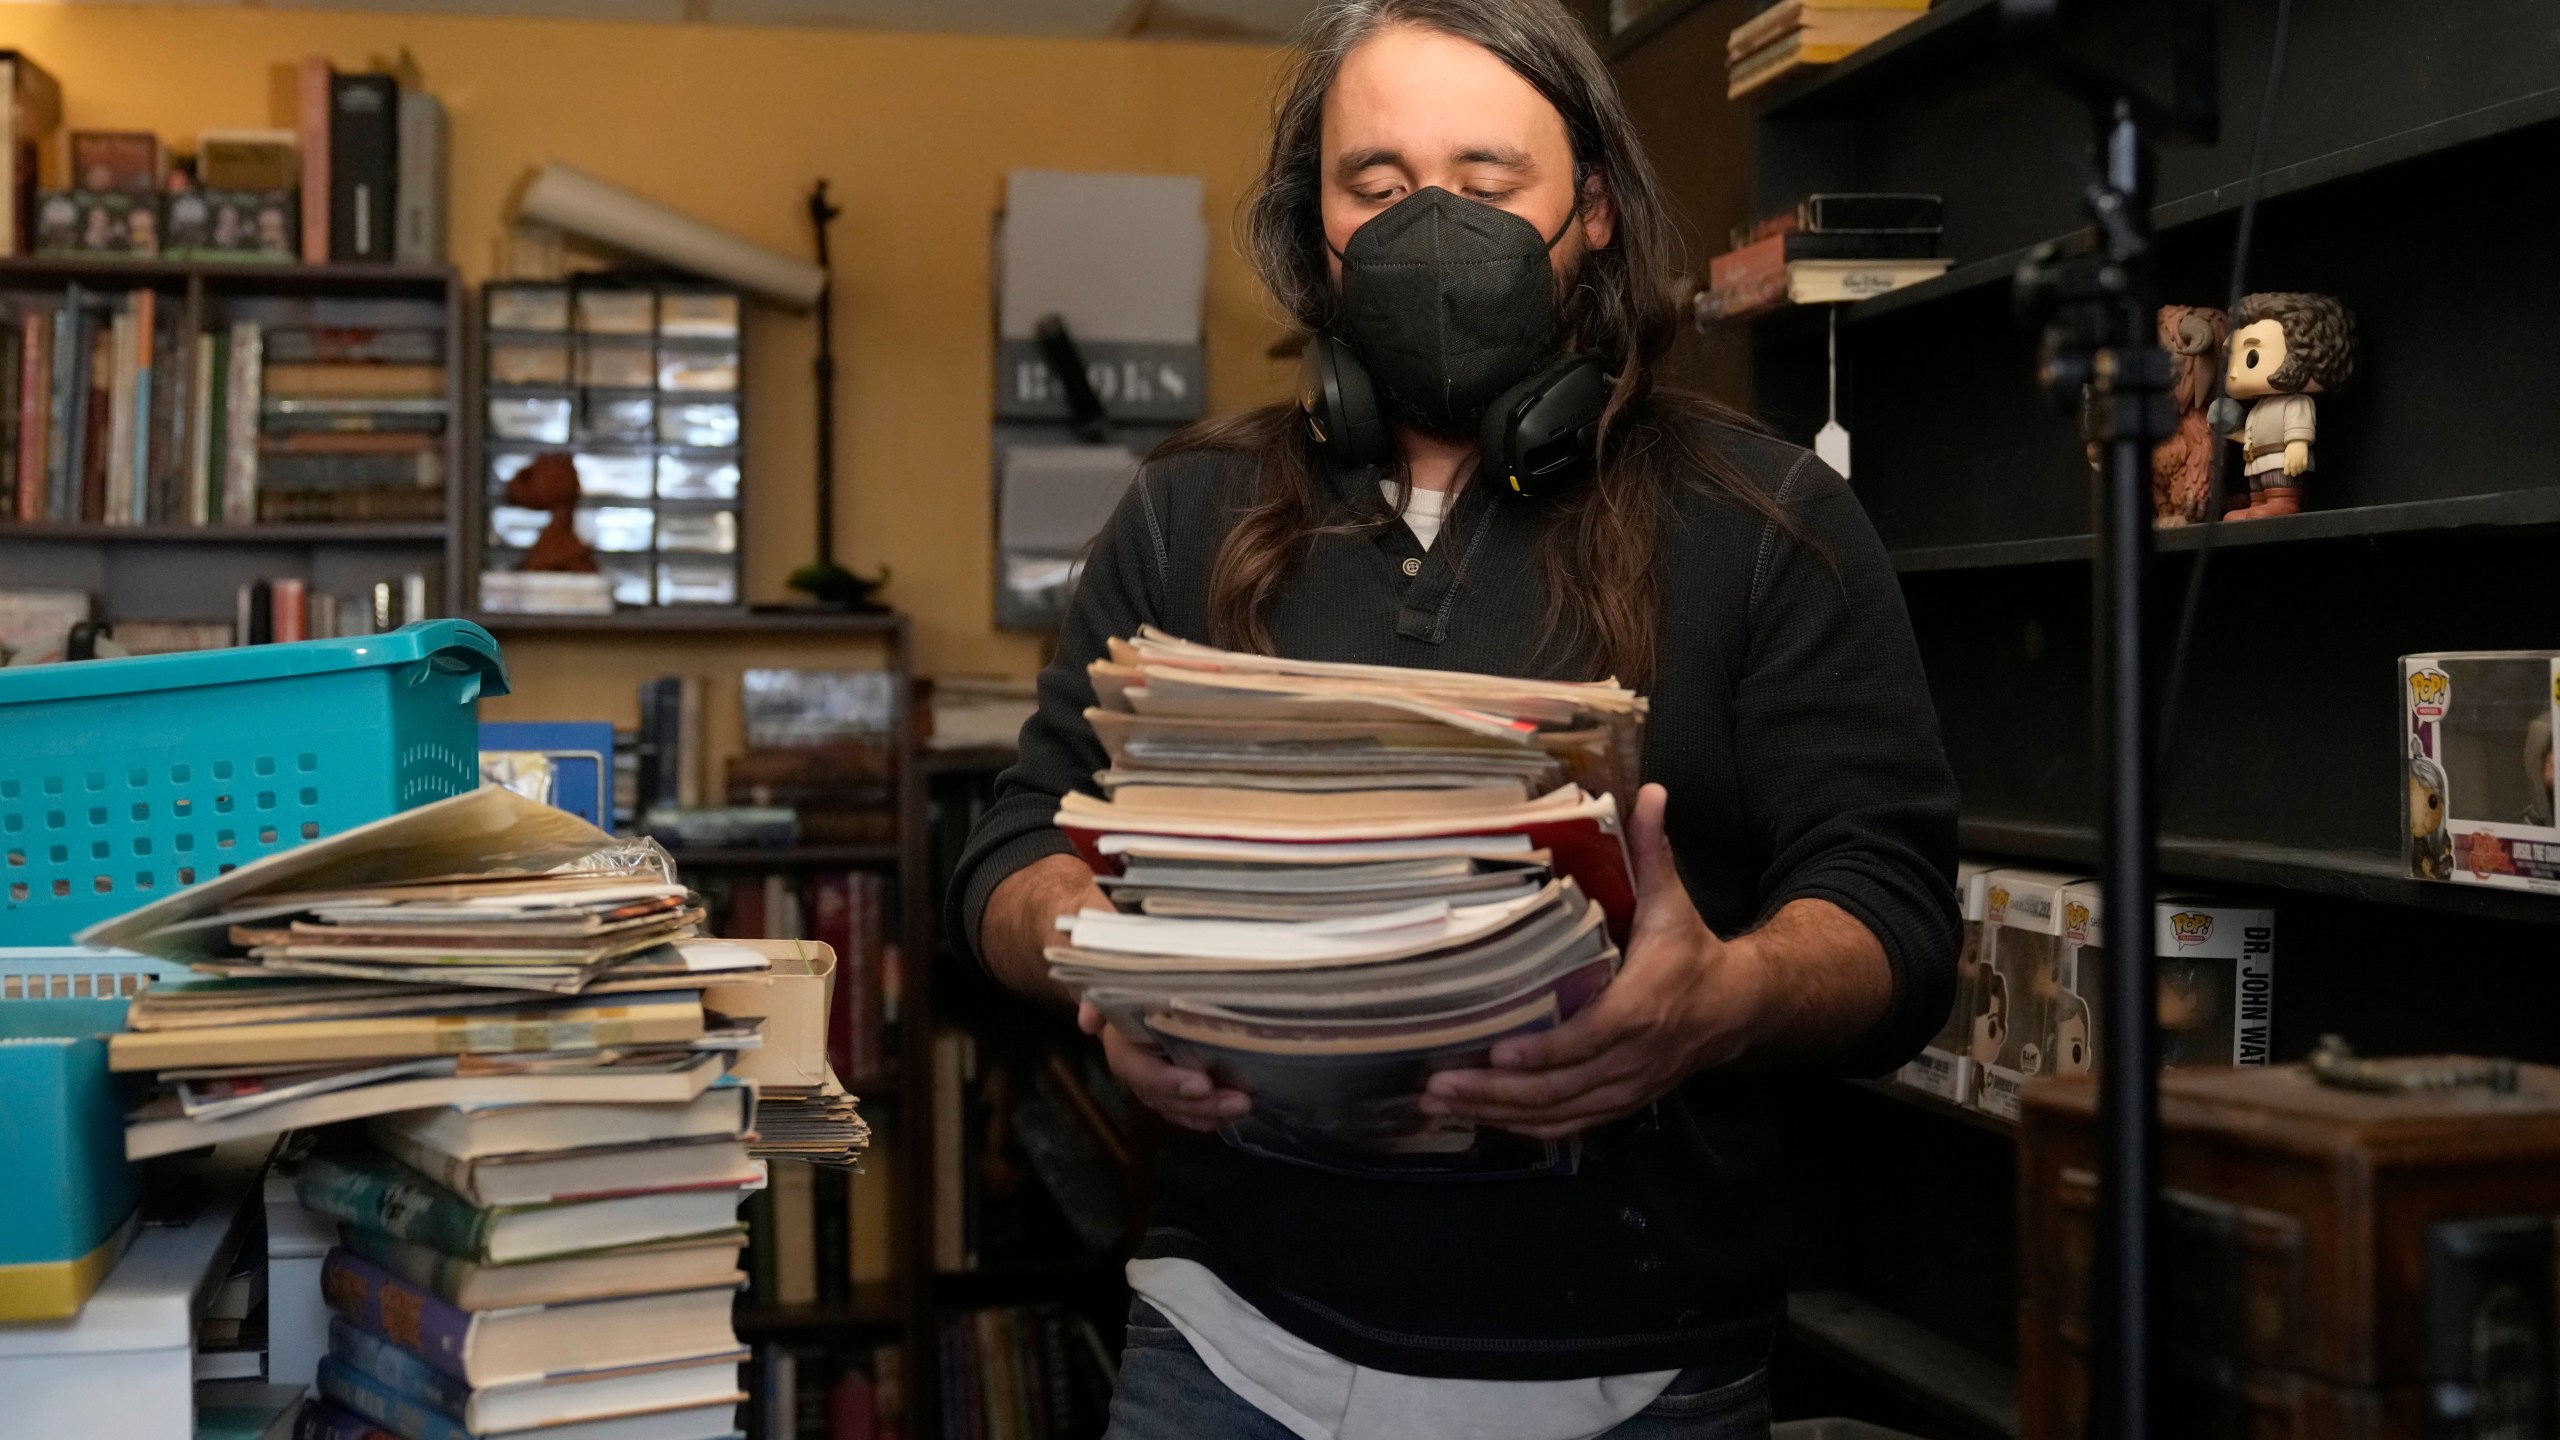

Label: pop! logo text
[2169,911,2214,947]
[2409,669,2449,717]
[2062,901,2091,943]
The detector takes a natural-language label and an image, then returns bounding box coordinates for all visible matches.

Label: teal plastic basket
[0,621,509,946]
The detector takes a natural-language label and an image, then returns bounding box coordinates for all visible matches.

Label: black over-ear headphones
[1297,335,1611,501]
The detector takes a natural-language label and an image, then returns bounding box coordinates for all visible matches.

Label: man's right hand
[1079,1002,1250,1134]
[978,852,1115,1009]
[979,852,1248,1131]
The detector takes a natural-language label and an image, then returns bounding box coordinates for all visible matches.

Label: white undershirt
[1387,480,1449,550]
[1128,1258,1679,1440]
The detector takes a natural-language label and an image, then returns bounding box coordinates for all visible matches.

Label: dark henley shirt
[947,416,1960,1383]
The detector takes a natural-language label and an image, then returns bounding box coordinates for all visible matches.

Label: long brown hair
[1168,0,1795,689]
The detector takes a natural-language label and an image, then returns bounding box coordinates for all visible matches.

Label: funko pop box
[2055,883,2276,1080]
[2402,652,2560,892]
[1896,860,1991,1105]
[1971,867,2080,1123]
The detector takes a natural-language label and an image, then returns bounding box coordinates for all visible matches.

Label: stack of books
[1725,0,1932,98]
[292,1110,755,1440]
[84,786,866,1440]
[254,326,449,524]
[1698,192,1952,322]
[1041,628,1643,1180]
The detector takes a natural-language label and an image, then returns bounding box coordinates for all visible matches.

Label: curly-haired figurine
[2153,304,2227,524]
[2214,291,2358,518]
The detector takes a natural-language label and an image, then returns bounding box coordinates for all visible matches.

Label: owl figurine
[2153,305,2228,525]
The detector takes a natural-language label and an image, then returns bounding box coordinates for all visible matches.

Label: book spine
[47,295,80,521]
[271,576,309,642]
[223,321,262,523]
[327,1315,478,1421]
[830,1364,879,1440]
[860,873,888,1076]
[298,57,333,265]
[150,298,186,525]
[319,1247,480,1384]
[329,73,399,264]
[337,1229,471,1305]
[103,308,133,524]
[128,288,154,524]
[367,1126,488,1208]
[0,62,17,258]
[81,320,111,522]
[1726,0,1802,59]
[395,89,446,266]
[264,329,444,366]
[0,323,17,518]
[16,311,47,520]
[812,869,855,1076]
[295,1400,402,1440]
[814,1164,851,1308]
[679,676,706,808]
[317,1358,473,1440]
[298,1151,495,1260]
[743,1182,779,1305]
[187,332,213,524]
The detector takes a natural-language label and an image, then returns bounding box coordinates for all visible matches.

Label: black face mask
[1332,187,1573,437]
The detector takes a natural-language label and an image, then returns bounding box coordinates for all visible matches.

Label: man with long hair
[951,3,1959,1434]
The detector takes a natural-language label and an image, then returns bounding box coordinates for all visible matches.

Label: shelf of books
[1,258,464,655]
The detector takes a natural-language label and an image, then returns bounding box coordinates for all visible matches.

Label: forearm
[977,852,1106,1012]
[1722,897,1894,1071]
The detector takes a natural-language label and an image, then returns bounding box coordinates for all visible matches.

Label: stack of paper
[81,786,853,1440]
[1046,629,1643,1179]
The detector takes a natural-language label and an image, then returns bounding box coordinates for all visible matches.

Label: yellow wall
[1,3,1292,718]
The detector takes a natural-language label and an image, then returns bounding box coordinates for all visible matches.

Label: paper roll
[517,163,826,310]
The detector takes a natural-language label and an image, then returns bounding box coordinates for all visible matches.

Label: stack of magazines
[1045,628,1644,1180]
[84,786,857,1440]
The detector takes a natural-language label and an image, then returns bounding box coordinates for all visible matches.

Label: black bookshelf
[0,258,468,617]
[1889,487,2560,573]
[1606,0,2560,1420]
[736,1285,907,1339]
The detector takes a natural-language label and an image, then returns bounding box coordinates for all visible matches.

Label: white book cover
[222,322,262,524]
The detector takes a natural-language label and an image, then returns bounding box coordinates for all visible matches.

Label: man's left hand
[1419,782,1769,1140]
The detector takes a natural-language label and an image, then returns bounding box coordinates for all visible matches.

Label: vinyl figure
[2052,994,2093,1078]
[2152,305,2227,525]
[2215,291,2358,518]
[503,452,598,574]
[2409,745,2453,882]
[1969,966,2008,1068]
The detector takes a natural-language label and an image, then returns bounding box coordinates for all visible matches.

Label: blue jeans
[1102,1301,1772,1440]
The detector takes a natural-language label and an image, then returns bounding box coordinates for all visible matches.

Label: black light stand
[787,179,886,611]
[2006,2,2219,1434]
